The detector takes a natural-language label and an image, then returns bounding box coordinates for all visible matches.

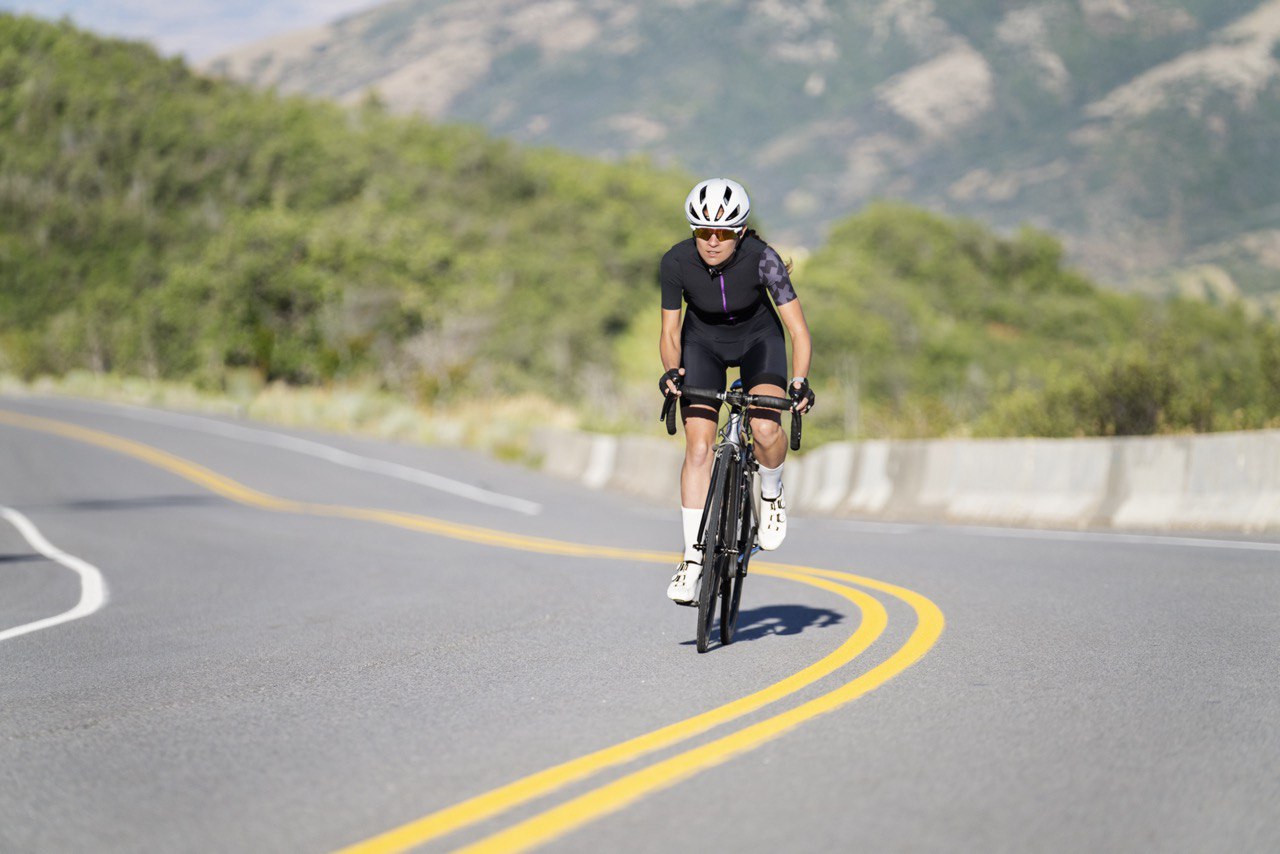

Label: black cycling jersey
[660,233,797,325]
[661,232,798,420]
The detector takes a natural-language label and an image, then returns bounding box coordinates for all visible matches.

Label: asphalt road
[2,394,1278,853]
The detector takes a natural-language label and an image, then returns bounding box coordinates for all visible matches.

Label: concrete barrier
[790,441,858,513]
[534,427,598,483]
[531,423,1280,533]
[928,438,1112,527]
[1108,436,1190,529]
[606,435,683,503]
[1177,431,1280,530]
[1110,431,1280,531]
[581,434,618,489]
[844,440,894,515]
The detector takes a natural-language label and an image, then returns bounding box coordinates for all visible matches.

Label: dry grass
[0,371,581,462]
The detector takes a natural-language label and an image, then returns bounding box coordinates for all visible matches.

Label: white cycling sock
[759,462,784,501]
[682,506,703,562]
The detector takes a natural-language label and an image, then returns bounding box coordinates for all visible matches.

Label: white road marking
[952,524,1280,552]
[818,517,1280,551]
[17,398,543,516]
[0,507,108,642]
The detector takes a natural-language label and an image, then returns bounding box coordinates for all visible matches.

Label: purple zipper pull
[720,273,734,322]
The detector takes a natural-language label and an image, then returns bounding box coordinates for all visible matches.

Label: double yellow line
[0,409,944,853]
[436,566,941,854]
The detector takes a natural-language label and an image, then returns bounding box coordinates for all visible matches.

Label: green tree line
[801,204,1280,438]
[0,14,689,399]
[4,14,1280,439]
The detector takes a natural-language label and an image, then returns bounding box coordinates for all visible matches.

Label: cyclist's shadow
[730,604,844,642]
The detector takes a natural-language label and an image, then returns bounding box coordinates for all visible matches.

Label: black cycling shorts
[680,306,787,423]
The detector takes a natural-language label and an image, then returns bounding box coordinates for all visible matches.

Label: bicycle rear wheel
[696,449,731,653]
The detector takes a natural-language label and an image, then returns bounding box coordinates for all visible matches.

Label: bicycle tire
[718,456,744,645]
[720,470,751,644]
[696,448,731,653]
[696,547,718,652]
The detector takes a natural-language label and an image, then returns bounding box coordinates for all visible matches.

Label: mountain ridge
[207,0,1280,307]
[9,12,1280,439]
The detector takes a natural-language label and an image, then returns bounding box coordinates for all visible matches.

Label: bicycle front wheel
[696,448,732,653]
[720,471,750,645]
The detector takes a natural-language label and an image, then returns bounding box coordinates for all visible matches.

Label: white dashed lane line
[18,398,543,516]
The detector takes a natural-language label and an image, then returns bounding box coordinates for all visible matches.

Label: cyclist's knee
[685,436,714,468]
[681,405,717,466]
[751,417,783,445]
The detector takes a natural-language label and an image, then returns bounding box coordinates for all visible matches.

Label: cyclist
[659,177,815,605]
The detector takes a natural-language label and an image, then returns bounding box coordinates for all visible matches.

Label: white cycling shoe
[758,488,787,551]
[666,560,702,606]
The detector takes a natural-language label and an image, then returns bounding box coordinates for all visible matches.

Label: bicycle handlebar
[660,393,677,435]
[679,387,786,409]
[659,386,804,450]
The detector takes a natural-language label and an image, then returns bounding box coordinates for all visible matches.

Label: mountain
[7,12,1280,439]
[207,0,1280,310]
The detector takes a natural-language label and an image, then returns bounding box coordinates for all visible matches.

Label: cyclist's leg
[677,412,715,575]
[743,326,791,551]
[668,337,727,602]
[678,338,725,510]
[742,324,789,473]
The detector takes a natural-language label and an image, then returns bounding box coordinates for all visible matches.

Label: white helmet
[684,178,750,229]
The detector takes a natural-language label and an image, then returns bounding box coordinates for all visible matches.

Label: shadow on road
[729,604,845,642]
[0,553,44,563]
[30,495,224,514]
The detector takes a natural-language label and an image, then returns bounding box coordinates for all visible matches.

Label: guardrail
[531,427,1280,532]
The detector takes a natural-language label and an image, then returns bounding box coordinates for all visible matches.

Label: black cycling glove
[790,378,815,412]
[659,367,684,397]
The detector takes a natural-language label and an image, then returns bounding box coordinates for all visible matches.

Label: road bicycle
[660,380,802,652]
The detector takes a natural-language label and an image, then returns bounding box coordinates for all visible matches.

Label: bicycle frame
[673,382,797,651]
[708,406,759,566]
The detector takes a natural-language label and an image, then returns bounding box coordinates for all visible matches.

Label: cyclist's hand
[660,367,685,397]
[790,377,815,414]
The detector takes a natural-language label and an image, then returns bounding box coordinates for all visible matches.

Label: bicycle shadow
[728,604,845,642]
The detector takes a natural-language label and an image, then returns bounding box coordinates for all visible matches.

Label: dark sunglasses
[692,226,742,242]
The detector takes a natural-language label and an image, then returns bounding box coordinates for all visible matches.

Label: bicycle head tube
[724,410,743,447]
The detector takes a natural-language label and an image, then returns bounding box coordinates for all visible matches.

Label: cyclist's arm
[659,251,687,380]
[660,308,683,391]
[777,299,812,408]
[761,245,811,374]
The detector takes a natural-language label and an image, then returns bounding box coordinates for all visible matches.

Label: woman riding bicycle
[659,177,815,605]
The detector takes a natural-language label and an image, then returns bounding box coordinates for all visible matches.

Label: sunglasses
[692,226,742,242]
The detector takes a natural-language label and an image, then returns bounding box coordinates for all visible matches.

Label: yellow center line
[453,565,944,854]
[336,572,885,854]
[0,408,944,853]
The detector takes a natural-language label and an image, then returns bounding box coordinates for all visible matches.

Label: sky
[3,1,384,60]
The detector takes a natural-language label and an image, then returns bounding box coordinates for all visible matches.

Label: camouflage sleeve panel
[759,246,796,306]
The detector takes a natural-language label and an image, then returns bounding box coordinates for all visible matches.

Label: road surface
[2,395,1277,852]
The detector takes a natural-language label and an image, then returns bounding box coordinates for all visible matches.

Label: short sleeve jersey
[660,233,796,325]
